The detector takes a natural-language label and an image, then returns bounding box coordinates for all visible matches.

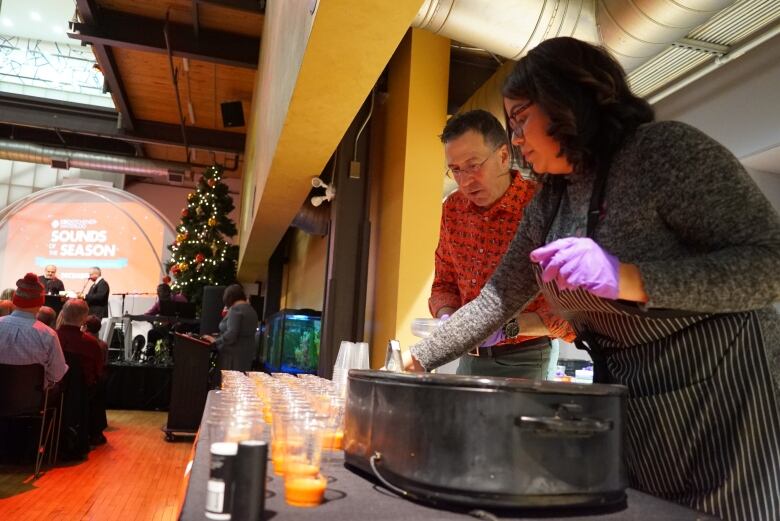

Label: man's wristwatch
[502,318,520,339]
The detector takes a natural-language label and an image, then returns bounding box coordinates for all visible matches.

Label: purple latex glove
[529,237,621,299]
[480,328,506,347]
[439,313,450,321]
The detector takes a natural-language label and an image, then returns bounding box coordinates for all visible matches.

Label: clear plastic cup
[283,424,326,507]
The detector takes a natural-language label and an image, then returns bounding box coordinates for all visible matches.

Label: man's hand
[480,329,506,347]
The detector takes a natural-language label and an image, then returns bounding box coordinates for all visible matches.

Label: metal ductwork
[597,0,734,72]
[414,0,600,60]
[413,0,733,72]
[0,139,192,180]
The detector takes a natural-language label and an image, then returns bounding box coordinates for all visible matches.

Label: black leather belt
[468,336,551,358]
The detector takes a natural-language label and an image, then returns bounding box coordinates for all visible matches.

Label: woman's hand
[530,238,648,302]
[201,334,216,343]
[402,350,426,372]
[530,237,620,299]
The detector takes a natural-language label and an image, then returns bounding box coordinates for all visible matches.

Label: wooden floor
[0,410,193,521]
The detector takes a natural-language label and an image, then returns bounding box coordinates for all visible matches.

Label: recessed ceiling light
[30,12,42,22]
[1,18,13,28]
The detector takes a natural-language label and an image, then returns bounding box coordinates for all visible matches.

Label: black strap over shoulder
[541,176,566,244]
[586,165,610,239]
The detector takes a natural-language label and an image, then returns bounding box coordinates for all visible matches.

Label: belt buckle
[467,346,491,358]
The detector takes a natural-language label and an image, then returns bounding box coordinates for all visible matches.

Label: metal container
[344,370,627,508]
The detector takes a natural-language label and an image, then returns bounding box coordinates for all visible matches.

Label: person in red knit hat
[0,273,67,388]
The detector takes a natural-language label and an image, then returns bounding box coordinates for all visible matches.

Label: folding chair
[0,363,60,478]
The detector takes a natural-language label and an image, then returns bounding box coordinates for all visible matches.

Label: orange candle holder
[284,462,319,477]
[284,474,327,507]
[322,430,344,450]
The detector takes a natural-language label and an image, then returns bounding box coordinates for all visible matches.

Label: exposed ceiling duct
[413,0,734,72]
[0,139,192,181]
[598,0,735,72]
[414,0,599,60]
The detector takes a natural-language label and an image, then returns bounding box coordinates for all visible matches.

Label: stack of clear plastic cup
[332,341,371,396]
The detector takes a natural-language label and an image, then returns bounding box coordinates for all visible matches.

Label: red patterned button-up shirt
[429,171,575,343]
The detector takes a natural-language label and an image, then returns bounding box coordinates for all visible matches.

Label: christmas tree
[166,165,239,307]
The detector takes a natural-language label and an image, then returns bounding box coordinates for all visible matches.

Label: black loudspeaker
[200,286,227,335]
[220,101,245,128]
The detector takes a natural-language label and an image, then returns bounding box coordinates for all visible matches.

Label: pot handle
[516,404,613,438]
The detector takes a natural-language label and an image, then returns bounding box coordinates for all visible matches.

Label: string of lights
[165,164,239,307]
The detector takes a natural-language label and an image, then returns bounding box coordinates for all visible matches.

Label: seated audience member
[0,274,67,389]
[36,306,57,329]
[145,283,188,315]
[81,314,109,443]
[0,299,13,317]
[0,288,15,300]
[57,299,107,445]
[57,300,103,388]
[82,315,108,371]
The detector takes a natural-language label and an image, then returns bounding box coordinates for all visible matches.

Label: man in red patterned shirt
[430,110,574,378]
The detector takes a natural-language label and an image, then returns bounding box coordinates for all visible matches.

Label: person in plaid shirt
[430,110,574,378]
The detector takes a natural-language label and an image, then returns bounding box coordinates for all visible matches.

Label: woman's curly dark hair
[502,37,654,175]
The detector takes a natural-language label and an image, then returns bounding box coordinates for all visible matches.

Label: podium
[163,333,212,441]
[44,294,65,315]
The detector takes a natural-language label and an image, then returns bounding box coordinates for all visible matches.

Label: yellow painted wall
[367,29,450,367]
[279,228,327,311]
[238,0,426,282]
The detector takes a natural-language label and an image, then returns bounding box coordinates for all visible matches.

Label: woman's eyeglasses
[507,101,533,138]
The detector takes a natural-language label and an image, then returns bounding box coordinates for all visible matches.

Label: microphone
[80,278,91,295]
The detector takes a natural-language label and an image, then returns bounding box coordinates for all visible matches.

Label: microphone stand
[79,278,91,297]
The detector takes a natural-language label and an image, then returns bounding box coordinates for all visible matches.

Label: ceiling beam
[0,124,138,157]
[0,93,246,154]
[74,0,135,132]
[196,0,266,14]
[74,0,143,157]
[69,8,260,69]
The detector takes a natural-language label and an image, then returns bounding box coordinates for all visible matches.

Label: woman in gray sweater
[407,37,780,521]
[205,284,259,371]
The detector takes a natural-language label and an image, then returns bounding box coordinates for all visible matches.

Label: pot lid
[347,369,627,397]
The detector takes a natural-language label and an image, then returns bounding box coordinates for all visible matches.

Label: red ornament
[195,253,205,264]
[207,178,216,188]
[181,208,189,217]
[171,265,181,276]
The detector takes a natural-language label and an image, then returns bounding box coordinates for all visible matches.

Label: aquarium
[264,309,321,374]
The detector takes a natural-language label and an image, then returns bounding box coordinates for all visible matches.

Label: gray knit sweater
[410,121,780,373]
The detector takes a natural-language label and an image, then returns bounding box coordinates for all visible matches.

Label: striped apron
[536,272,780,520]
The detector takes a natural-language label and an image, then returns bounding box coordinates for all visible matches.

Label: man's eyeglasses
[445,146,501,180]
[507,101,533,138]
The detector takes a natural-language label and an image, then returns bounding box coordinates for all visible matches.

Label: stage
[105,362,172,411]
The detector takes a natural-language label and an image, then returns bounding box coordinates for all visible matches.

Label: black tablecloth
[179,392,719,521]
[105,363,172,411]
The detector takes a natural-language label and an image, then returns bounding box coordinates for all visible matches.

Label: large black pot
[344,369,628,508]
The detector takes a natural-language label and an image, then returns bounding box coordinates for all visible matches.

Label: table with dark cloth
[105,362,172,410]
[178,391,720,521]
